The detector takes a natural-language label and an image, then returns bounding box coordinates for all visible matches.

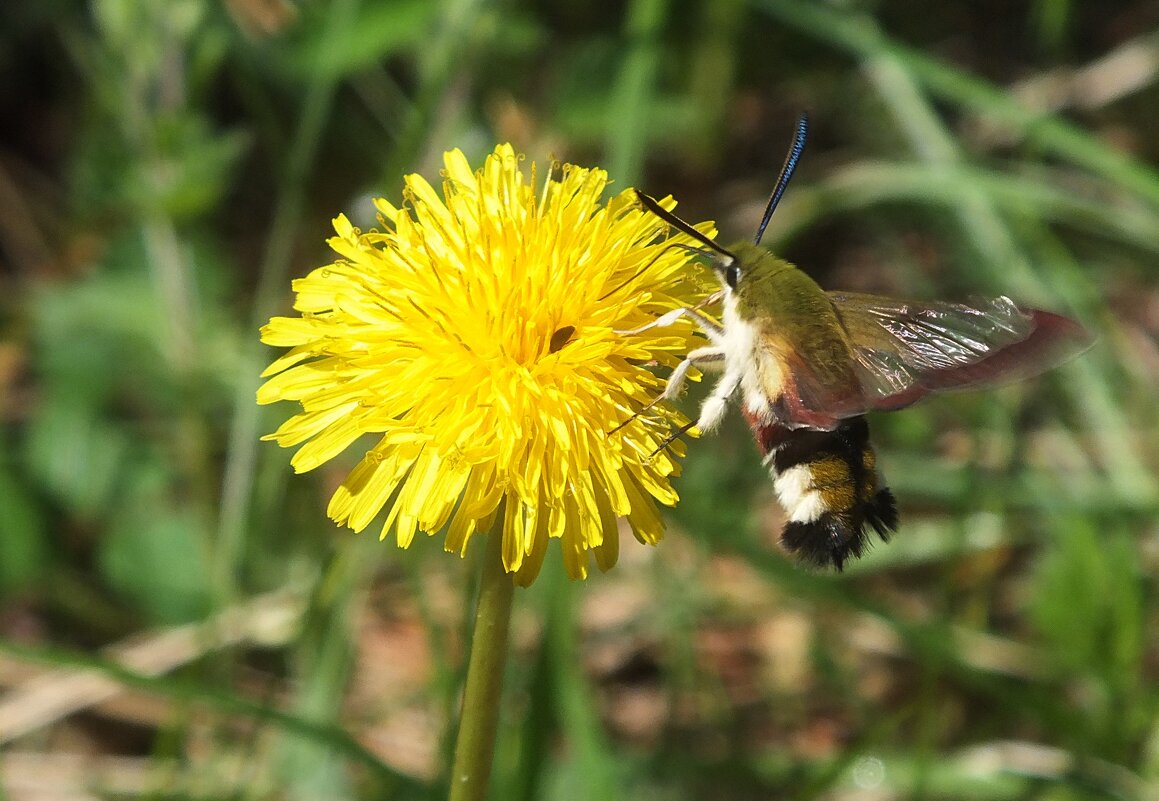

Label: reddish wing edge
[744,295,1090,433]
[865,309,1092,412]
[798,293,1097,428]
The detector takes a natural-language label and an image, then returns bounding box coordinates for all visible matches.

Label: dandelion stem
[449,531,514,801]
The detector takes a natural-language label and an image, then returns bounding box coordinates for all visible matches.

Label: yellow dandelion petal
[258,144,714,583]
[457,462,505,521]
[559,493,592,580]
[394,510,419,550]
[502,499,527,574]
[289,413,369,474]
[513,504,551,588]
[624,472,666,545]
[593,455,631,517]
[262,398,359,449]
[445,508,476,557]
[340,453,405,532]
[592,487,621,573]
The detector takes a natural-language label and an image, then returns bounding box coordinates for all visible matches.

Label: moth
[624,114,1091,569]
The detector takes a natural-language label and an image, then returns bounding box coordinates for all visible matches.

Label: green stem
[449,531,515,801]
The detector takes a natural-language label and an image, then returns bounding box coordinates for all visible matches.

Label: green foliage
[99,468,213,623]
[0,462,50,591]
[1,0,1157,799]
[286,0,439,79]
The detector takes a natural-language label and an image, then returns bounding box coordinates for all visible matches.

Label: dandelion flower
[258,144,713,585]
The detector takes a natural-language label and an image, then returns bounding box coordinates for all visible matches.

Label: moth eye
[725,263,741,289]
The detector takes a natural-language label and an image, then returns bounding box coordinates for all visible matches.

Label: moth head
[719,252,742,291]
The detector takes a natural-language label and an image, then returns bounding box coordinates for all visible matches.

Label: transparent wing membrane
[829,292,1091,414]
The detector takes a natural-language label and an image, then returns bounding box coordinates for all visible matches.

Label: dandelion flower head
[258,144,714,585]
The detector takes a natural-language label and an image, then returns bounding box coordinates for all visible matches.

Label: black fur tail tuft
[866,488,899,540]
[769,417,899,571]
[782,518,872,571]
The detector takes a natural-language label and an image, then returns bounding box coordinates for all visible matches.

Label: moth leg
[609,347,724,436]
[701,289,724,307]
[695,365,742,434]
[661,346,725,400]
[645,348,729,452]
[615,303,724,344]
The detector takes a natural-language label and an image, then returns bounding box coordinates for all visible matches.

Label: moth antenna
[634,190,736,265]
[753,112,808,246]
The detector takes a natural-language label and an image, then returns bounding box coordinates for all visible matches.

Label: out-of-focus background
[2,1,1157,799]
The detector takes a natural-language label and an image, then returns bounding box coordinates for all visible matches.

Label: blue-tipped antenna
[753,112,809,246]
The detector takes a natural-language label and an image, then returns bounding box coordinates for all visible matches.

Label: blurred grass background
[1,0,1158,799]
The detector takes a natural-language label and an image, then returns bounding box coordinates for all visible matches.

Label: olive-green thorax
[726,242,857,389]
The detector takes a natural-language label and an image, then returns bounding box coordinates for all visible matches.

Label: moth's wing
[829,292,1091,412]
[755,329,868,431]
